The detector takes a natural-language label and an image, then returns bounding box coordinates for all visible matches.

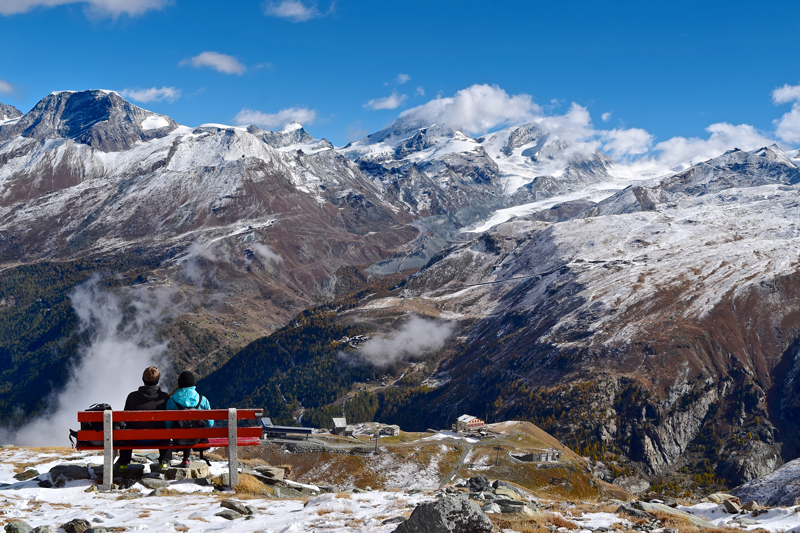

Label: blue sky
[2,0,800,151]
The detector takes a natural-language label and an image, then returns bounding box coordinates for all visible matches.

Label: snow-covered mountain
[309,145,800,483]
[5,90,800,487]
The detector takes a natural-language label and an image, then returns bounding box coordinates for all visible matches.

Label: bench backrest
[76,409,262,442]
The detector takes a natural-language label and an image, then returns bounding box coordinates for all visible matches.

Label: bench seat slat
[78,409,261,423]
[77,427,261,441]
[75,437,260,451]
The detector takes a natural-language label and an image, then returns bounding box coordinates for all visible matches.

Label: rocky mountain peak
[0,102,22,122]
[0,89,178,152]
[246,122,319,149]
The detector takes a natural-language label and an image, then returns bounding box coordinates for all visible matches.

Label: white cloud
[181,51,246,75]
[0,80,13,94]
[772,82,800,144]
[775,107,800,144]
[0,0,170,17]
[364,92,408,111]
[601,112,612,122]
[262,0,332,22]
[119,86,181,103]
[773,83,800,105]
[347,316,455,367]
[251,243,283,264]
[602,127,653,158]
[234,106,317,129]
[395,73,411,85]
[396,84,540,135]
[415,86,425,97]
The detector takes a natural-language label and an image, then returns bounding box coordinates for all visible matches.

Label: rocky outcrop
[730,457,800,506]
[0,103,22,121]
[392,495,493,533]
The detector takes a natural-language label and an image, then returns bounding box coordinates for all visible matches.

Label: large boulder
[5,521,33,533]
[392,495,493,533]
[49,464,90,481]
[467,476,491,493]
[614,476,650,495]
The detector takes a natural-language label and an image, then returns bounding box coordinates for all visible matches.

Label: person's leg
[181,449,191,464]
[117,449,132,466]
[158,448,172,465]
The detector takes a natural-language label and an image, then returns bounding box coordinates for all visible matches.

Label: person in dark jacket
[117,366,172,470]
[166,370,213,467]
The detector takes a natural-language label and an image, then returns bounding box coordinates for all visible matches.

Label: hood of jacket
[136,384,163,402]
[171,386,202,409]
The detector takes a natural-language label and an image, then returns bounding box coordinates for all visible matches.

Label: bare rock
[139,478,170,489]
[49,464,90,481]
[14,469,39,481]
[164,462,209,480]
[221,500,250,515]
[215,510,242,520]
[724,499,742,513]
[4,521,33,533]
[392,495,493,533]
[61,519,92,533]
[614,476,650,495]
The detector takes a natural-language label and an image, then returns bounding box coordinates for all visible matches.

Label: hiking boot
[159,461,170,470]
[179,460,190,468]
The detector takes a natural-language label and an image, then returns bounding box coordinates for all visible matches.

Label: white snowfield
[5,448,800,532]
[0,448,432,533]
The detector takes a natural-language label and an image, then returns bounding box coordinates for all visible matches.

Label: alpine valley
[2,89,800,493]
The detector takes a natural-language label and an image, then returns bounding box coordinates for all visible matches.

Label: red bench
[76,408,262,491]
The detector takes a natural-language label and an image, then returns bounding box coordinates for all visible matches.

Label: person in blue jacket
[166,370,213,467]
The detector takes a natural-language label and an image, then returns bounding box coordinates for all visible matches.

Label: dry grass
[575,502,621,513]
[174,526,189,532]
[547,513,579,529]
[316,509,334,515]
[650,510,740,533]
[335,493,351,499]
[234,473,268,496]
[489,514,548,533]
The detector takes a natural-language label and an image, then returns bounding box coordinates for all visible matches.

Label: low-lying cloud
[251,243,283,264]
[0,277,174,446]
[349,315,455,367]
[396,84,540,135]
[234,106,317,129]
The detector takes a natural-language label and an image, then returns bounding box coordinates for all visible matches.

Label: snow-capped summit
[0,90,178,152]
[246,122,332,151]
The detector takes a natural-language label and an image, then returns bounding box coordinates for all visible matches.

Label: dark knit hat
[178,370,196,388]
[142,366,160,385]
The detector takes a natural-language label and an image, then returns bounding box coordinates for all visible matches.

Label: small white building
[331,417,348,436]
[380,425,400,436]
[453,414,485,432]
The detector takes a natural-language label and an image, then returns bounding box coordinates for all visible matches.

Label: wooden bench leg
[103,410,113,491]
[228,408,237,489]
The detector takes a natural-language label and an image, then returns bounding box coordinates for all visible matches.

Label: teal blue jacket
[165,386,213,428]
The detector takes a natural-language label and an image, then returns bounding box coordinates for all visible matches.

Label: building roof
[332,417,347,428]
[457,414,477,423]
